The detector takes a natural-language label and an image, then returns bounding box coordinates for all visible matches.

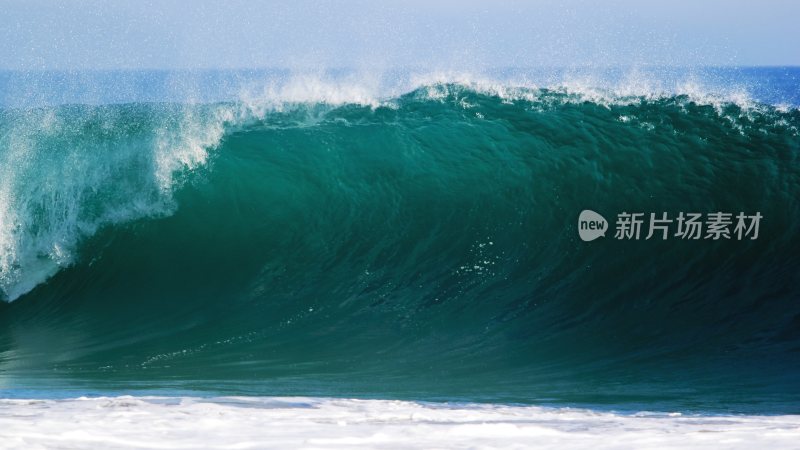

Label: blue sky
[2,0,799,70]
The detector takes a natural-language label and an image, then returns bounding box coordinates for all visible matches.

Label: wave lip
[0,102,238,301]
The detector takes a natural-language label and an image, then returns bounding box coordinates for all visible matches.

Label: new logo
[578,210,608,241]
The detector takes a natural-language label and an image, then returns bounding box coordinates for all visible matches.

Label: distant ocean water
[0,67,799,446]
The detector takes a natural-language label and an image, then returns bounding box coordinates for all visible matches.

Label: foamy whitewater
[1,396,799,449]
[1,68,799,448]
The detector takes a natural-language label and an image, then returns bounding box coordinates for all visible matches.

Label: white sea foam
[234,68,775,112]
[408,70,764,112]
[0,396,798,449]
[238,74,385,113]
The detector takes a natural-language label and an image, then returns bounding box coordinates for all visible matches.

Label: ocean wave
[2,80,795,302]
[0,79,798,410]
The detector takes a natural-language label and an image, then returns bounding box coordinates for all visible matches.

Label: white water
[0,396,798,449]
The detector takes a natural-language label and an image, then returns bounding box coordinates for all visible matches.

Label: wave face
[1,79,800,412]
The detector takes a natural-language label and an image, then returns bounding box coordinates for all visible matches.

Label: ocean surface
[0,67,799,447]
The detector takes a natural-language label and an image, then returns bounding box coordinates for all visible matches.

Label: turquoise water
[0,71,799,413]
